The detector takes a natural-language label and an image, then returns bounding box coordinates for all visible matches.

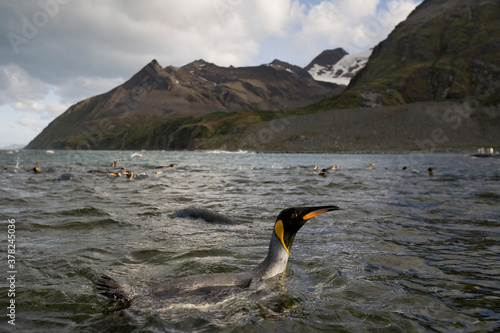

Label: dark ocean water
[0,150,499,332]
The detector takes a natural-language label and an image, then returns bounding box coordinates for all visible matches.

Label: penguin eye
[291,213,298,219]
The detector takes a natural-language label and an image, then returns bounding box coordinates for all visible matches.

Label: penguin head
[273,205,339,254]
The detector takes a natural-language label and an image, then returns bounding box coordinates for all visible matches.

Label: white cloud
[18,117,45,131]
[14,101,42,112]
[292,0,420,55]
[0,64,69,117]
[11,98,68,118]
[44,101,68,118]
[250,0,295,37]
[55,76,126,103]
[0,64,48,107]
[1,0,420,83]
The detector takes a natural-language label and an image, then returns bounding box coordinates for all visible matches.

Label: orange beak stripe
[303,209,329,220]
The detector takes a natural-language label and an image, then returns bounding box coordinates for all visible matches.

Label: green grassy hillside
[318,0,500,109]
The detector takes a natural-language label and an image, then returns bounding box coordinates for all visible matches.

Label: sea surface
[0,150,499,332]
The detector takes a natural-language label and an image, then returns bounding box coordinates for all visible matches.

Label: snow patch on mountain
[308,49,372,85]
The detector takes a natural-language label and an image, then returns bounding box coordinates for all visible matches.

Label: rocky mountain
[306,48,372,85]
[25,0,500,151]
[26,58,342,149]
[323,0,500,108]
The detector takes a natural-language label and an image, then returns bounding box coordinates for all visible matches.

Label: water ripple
[1,151,499,332]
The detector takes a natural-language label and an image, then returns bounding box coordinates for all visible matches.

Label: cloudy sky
[0,0,421,148]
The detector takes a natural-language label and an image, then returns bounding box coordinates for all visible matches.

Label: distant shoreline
[9,148,494,156]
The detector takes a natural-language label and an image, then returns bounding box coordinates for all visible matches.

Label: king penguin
[97,205,339,306]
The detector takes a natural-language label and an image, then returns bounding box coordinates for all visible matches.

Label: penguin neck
[253,232,290,280]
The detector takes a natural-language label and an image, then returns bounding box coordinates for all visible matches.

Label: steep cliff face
[26,58,342,149]
[324,0,500,108]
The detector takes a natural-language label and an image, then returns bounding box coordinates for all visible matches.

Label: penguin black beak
[302,205,340,220]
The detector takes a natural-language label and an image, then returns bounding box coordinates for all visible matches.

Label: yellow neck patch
[274,220,289,254]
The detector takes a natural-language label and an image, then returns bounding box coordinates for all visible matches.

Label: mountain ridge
[26,0,500,151]
[26,55,344,149]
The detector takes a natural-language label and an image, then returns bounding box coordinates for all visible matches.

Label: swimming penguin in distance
[318,165,339,176]
[57,173,74,181]
[319,165,335,176]
[172,207,240,224]
[319,168,329,176]
[155,164,177,169]
[126,171,148,180]
[97,205,339,306]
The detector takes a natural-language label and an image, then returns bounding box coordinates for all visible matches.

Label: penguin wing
[151,272,253,297]
[97,274,135,305]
